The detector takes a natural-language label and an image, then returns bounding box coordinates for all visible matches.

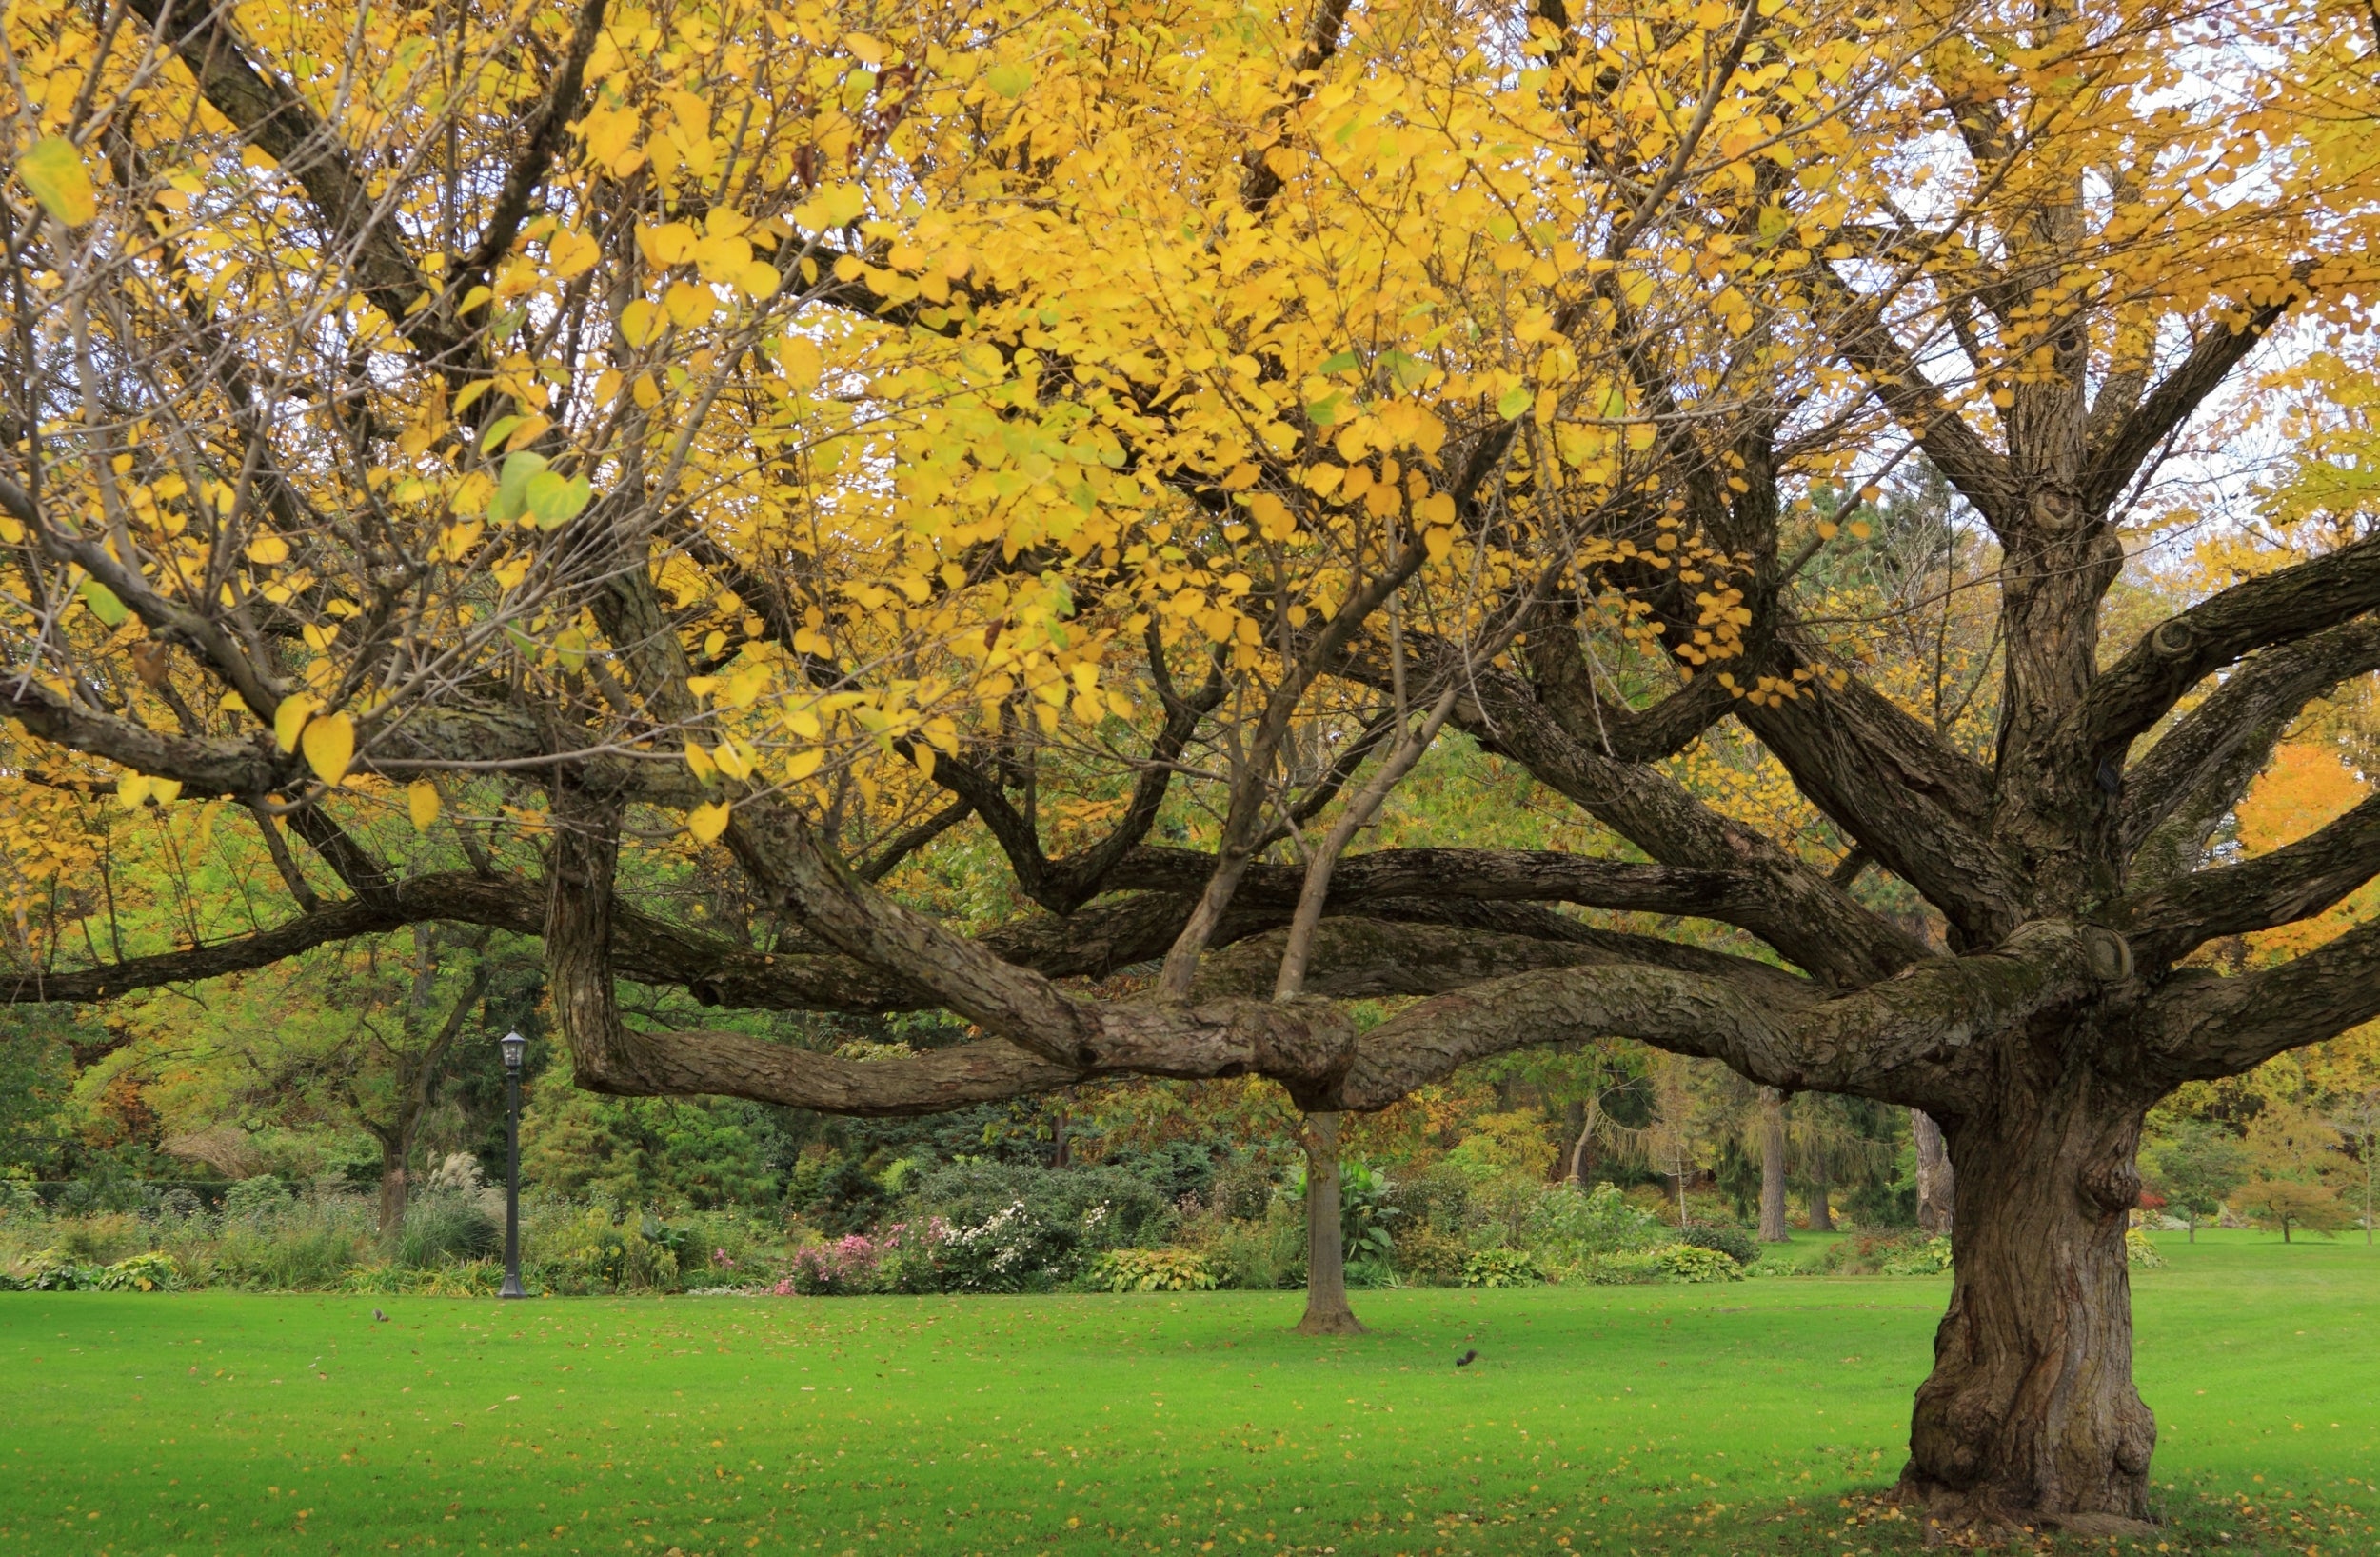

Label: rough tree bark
[1898,1057,2156,1529]
[1913,1108,1954,1236]
[1808,1169,1834,1232]
[1296,1112,1363,1336]
[1758,1088,1790,1243]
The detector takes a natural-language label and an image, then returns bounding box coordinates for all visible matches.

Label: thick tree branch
[2083,539,2380,758]
[2081,294,2298,517]
[2115,790,2380,968]
[2122,614,2380,879]
[2147,916,2380,1084]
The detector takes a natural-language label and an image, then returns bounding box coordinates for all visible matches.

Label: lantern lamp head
[500,1030,528,1071]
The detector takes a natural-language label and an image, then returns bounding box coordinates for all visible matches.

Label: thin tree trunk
[1913,1108,1954,1235]
[1296,1112,1362,1336]
[376,1138,407,1239]
[1809,1172,1834,1232]
[1570,1094,1598,1184]
[1758,1087,1790,1242]
[1896,1067,2156,1529]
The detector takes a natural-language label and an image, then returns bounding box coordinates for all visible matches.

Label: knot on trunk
[2078,1152,2143,1216]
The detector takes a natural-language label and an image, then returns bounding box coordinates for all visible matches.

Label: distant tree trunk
[1569,1094,1598,1184]
[1561,1098,1586,1183]
[2185,1208,2196,1243]
[1809,1170,1834,1232]
[375,1135,408,1239]
[1913,1108,1955,1234]
[1297,1112,1363,1336]
[1896,1065,2156,1527]
[1051,1107,1069,1168]
[1758,1088,1790,1242]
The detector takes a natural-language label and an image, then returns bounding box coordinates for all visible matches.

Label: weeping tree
[5,0,2380,1534]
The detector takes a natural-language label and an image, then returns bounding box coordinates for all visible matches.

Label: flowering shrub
[2126,1228,2165,1268]
[783,1234,882,1295]
[1087,1248,1217,1292]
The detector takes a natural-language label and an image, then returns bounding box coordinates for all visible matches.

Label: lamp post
[498,1030,528,1299]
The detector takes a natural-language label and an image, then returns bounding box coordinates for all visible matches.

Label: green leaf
[1305,391,1344,427]
[488,451,547,523]
[985,64,1033,98]
[78,578,127,627]
[524,470,593,529]
[1381,349,1429,392]
[1318,350,1361,375]
[478,414,525,454]
[1496,386,1533,421]
[18,137,95,227]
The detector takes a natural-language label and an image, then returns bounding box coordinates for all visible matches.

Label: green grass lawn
[3,1230,2376,1557]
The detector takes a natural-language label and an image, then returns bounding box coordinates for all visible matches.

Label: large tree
[2,0,2377,1531]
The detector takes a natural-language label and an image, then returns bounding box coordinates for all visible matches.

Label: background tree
[2142,1121,2251,1241]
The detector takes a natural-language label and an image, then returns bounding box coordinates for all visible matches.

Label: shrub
[526,1205,683,1295]
[1879,1235,1954,1275]
[1209,1160,1274,1222]
[901,1163,1172,1289]
[1523,1182,1663,1263]
[1087,1248,1217,1292]
[21,1248,104,1290]
[1675,1224,1760,1267]
[1460,1248,1539,1288]
[95,1251,183,1292]
[2126,1228,2165,1268]
[222,1175,293,1220]
[783,1234,882,1295]
[1390,1224,1469,1287]
[396,1195,499,1268]
[1822,1230,1944,1276]
[1648,1244,1744,1283]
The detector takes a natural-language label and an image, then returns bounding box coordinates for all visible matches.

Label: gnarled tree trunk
[1758,1087,1790,1242]
[1297,1111,1363,1335]
[1914,1108,1954,1235]
[1898,1053,2155,1530]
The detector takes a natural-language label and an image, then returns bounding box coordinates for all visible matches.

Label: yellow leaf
[547,229,600,279]
[273,693,319,753]
[664,281,715,328]
[637,222,697,268]
[149,779,183,806]
[248,534,291,565]
[408,779,442,831]
[786,748,823,782]
[737,261,783,301]
[912,744,936,781]
[620,298,661,347]
[1425,528,1455,564]
[687,801,731,844]
[301,712,356,786]
[18,136,96,227]
[684,741,717,783]
[692,233,752,284]
[116,774,151,809]
[780,336,823,390]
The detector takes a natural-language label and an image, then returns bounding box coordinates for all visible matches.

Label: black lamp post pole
[499,1031,527,1300]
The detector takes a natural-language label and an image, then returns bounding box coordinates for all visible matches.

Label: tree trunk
[1914,1108,1955,1235]
[1809,1172,1834,1232]
[1896,1068,2156,1531]
[2186,1208,2195,1243]
[1297,1112,1363,1336]
[376,1140,408,1239]
[1758,1087,1790,1242]
[1562,1098,1586,1184]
